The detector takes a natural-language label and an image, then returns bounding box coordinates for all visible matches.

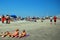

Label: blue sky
[0,0,60,17]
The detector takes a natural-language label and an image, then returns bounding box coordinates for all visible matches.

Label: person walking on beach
[53,16,57,25]
[50,16,53,24]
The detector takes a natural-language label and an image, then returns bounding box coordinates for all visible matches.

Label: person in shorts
[53,16,57,25]
[50,17,53,24]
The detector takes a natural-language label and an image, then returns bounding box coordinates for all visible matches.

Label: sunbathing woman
[19,30,26,38]
[1,31,11,37]
[1,29,19,38]
[11,29,19,38]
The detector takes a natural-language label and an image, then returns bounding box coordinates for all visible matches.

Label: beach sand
[0,19,60,40]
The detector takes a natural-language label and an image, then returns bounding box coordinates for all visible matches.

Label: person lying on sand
[1,29,19,38]
[19,30,26,38]
[11,29,19,38]
[1,31,11,37]
[0,29,28,38]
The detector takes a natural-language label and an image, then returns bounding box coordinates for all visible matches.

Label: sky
[0,0,60,17]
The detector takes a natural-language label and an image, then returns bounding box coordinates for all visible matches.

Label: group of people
[50,16,57,24]
[40,16,57,25]
[1,15,10,24]
[0,29,27,38]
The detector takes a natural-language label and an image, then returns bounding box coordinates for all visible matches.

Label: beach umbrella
[10,15,17,18]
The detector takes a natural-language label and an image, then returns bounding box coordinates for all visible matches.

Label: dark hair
[16,29,19,31]
[2,15,5,18]
[23,30,25,32]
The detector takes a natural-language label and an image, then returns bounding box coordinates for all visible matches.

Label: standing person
[6,15,9,24]
[8,16,10,24]
[0,16,1,21]
[50,17,53,24]
[1,15,5,23]
[53,16,57,25]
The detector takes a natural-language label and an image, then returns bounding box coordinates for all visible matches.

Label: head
[6,31,10,33]
[16,29,19,32]
[6,15,9,16]
[54,16,56,17]
[23,30,26,32]
[2,15,5,18]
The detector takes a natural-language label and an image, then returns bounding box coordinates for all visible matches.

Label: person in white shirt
[0,16,1,21]
[6,15,10,24]
[50,17,53,24]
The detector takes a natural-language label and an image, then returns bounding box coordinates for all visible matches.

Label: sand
[0,19,60,40]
